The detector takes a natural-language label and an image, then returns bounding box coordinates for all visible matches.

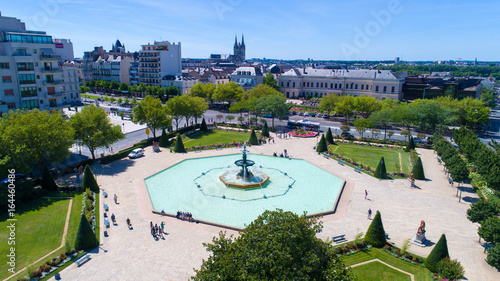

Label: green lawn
[0,197,70,280]
[329,143,410,174]
[183,130,250,148]
[81,94,99,99]
[342,248,433,281]
[351,261,411,281]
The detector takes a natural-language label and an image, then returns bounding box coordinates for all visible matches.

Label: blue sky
[2,0,499,61]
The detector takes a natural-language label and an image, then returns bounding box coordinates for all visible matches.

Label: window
[21,87,37,97]
[2,76,12,83]
[4,89,14,96]
[22,99,39,109]
[391,86,395,93]
[366,84,369,90]
[330,83,333,88]
[33,49,37,54]
[375,86,379,92]
[361,85,364,90]
[14,49,27,56]
[17,62,34,71]
[287,82,289,87]
[345,84,349,89]
[0,63,9,69]
[339,84,342,89]
[316,83,319,87]
[5,34,52,44]
[355,84,358,89]
[46,75,54,83]
[383,86,387,93]
[320,83,323,88]
[281,82,283,87]
[7,103,16,109]
[334,83,337,89]
[292,82,295,88]
[18,74,35,84]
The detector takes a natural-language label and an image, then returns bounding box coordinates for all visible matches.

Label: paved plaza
[51,135,499,281]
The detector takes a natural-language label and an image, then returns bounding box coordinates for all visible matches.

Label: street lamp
[122,123,125,133]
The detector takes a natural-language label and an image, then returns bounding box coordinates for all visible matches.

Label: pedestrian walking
[367,208,372,219]
[365,190,368,200]
[114,194,118,204]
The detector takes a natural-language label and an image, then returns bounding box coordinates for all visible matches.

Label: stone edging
[349,258,415,281]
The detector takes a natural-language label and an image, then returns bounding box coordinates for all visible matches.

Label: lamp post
[122,123,125,133]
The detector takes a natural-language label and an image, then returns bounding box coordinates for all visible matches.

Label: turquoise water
[145,154,344,228]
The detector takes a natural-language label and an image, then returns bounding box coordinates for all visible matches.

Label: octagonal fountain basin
[144,154,345,229]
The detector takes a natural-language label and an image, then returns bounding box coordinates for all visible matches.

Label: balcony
[41,68,62,73]
[45,92,63,98]
[40,54,62,61]
[42,80,62,86]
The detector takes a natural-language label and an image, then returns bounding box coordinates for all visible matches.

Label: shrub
[437,258,465,280]
[405,136,415,152]
[174,133,186,153]
[326,127,335,144]
[200,118,208,132]
[316,134,328,153]
[425,234,450,272]
[486,244,500,270]
[412,157,425,180]
[478,216,500,245]
[248,129,258,145]
[374,157,388,179]
[81,165,99,192]
[364,211,387,248]
[467,199,497,223]
[159,129,170,148]
[74,213,98,251]
[41,165,58,191]
[261,121,270,138]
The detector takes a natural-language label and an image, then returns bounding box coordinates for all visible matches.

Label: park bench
[104,219,110,228]
[338,160,344,165]
[195,149,202,153]
[103,191,108,198]
[354,167,362,173]
[332,235,347,244]
[104,203,108,212]
[74,254,90,266]
[323,154,329,159]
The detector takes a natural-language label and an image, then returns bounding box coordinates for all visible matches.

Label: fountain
[219,145,270,189]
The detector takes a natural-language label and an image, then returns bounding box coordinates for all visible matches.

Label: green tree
[81,165,99,192]
[263,72,280,90]
[174,134,186,153]
[436,258,465,280]
[248,129,258,145]
[165,95,189,131]
[200,118,208,132]
[226,115,235,123]
[353,119,373,139]
[481,88,496,108]
[133,95,172,138]
[118,83,129,93]
[192,209,354,281]
[369,107,393,139]
[213,81,244,106]
[261,121,270,138]
[41,165,58,191]
[159,129,170,148]
[340,125,350,133]
[405,136,415,152]
[364,211,387,248]
[190,82,205,99]
[354,96,379,118]
[335,95,356,124]
[0,109,74,172]
[467,199,497,223]
[459,97,490,130]
[412,157,425,180]
[318,94,339,114]
[109,81,119,90]
[316,134,328,153]
[326,127,335,144]
[424,234,450,272]
[190,96,209,124]
[74,213,98,251]
[80,85,91,93]
[374,157,388,179]
[247,84,283,100]
[255,95,289,127]
[478,216,500,245]
[70,105,125,159]
[391,103,416,133]
[486,244,500,270]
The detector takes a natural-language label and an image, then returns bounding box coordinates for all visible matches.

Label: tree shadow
[93,159,135,176]
[462,196,479,204]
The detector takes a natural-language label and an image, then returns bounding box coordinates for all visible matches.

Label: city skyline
[2,0,500,61]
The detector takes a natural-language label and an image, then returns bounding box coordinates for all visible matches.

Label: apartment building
[138,41,181,86]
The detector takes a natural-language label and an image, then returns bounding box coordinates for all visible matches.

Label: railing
[42,80,62,86]
[40,54,62,61]
[41,68,62,73]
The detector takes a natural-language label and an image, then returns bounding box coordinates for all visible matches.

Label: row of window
[5,33,53,44]
[0,62,9,69]
[19,74,36,84]
[17,62,34,71]
[281,80,397,93]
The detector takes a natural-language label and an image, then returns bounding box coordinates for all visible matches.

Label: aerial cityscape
[1,1,500,280]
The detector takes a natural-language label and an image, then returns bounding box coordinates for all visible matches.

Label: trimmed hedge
[261,121,270,138]
[74,213,98,251]
[249,129,259,145]
[364,211,387,248]
[159,129,170,148]
[41,165,58,191]
[326,127,335,145]
[405,136,415,152]
[412,157,425,180]
[200,118,208,132]
[316,134,328,153]
[374,157,388,179]
[81,165,99,192]
[424,234,449,272]
[174,134,186,153]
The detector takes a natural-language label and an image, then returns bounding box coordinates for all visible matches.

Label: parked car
[309,112,316,117]
[316,113,322,118]
[323,114,330,119]
[413,138,425,144]
[128,148,144,159]
[304,112,310,117]
[341,132,354,138]
[263,114,273,118]
[298,112,304,116]
[291,111,297,115]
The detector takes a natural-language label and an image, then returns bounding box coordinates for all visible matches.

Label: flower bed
[333,241,371,256]
[18,250,79,281]
[290,128,317,138]
[383,244,425,265]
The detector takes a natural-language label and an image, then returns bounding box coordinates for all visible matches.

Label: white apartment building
[278,68,405,100]
[230,66,263,90]
[161,75,198,95]
[0,13,77,114]
[139,41,181,86]
[60,61,81,103]
[91,55,133,84]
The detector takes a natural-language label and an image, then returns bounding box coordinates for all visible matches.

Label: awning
[40,48,55,55]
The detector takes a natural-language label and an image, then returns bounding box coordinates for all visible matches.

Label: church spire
[241,34,245,47]
[234,35,238,47]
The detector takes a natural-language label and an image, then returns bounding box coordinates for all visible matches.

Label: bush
[424,234,449,272]
[81,165,99,192]
[159,129,170,148]
[467,199,497,223]
[412,157,425,180]
[405,136,415,152]
[174,133,186,153]
[486,244,500,270]
[478,216,500,245]
[374,157,388,179]
[248,129,258,145]
[261,121,270,138]
[437,258,465,280]
[200,118,208,132]
[41,165,58,191]
[316,134,328,153]
[364,211,387,248]
[74,213,98,251]
[326,127,335,145]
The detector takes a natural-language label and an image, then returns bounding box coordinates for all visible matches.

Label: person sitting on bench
[111,213,116,223]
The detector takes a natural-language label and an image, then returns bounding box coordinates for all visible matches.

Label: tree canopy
[133,95,172,137]
[192,209,354,281]
[255,95,289,127]
[213,82,244,106]
[263,72,280,90]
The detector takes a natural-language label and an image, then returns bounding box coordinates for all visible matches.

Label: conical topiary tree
[425,234,450,272]
[412,157,425,180]
[316,134,328,153]
[374,157,388,179]
[200,118,208,132]
[261,121,270,138]
[74,213,98,251]
[364,211,387,248]
[159,129,170,148]
[81,165,99,192]
[174,133,186,153]
[326,127,335,145]
[249,129,259,145]
[405,136,415,152]
[41,165,58,191]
